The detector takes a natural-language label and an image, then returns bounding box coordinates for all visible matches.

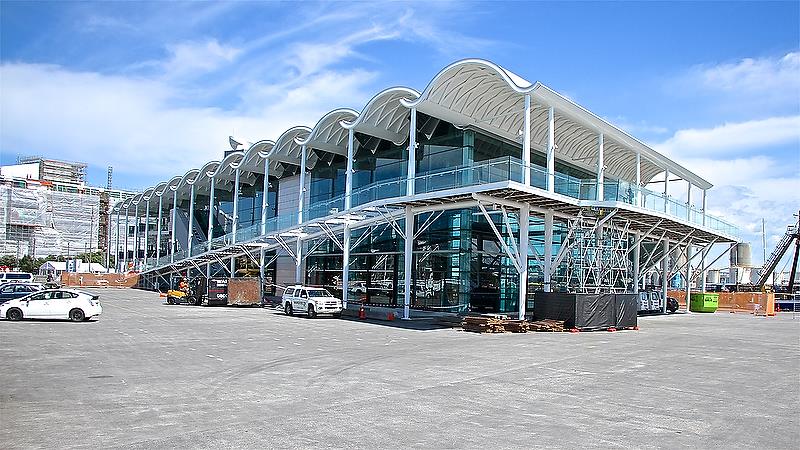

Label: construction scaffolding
[0,184,99,258]
[562,212,632,293]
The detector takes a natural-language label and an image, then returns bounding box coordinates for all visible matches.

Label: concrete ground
[1,289,798,449]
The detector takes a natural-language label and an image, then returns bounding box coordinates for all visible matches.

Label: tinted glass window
[285,288,294,297]
[0,286,13,293]
[7,274,31,280]
[306,289,332,297]
[299,290,307,298]
[14,285,28,292]
[30,293,46,300]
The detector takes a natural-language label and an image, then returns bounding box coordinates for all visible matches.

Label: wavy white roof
[114,58,710,213]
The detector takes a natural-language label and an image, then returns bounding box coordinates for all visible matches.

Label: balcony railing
[150,156,737,269]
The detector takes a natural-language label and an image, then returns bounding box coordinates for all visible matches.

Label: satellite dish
[229,136,242,151]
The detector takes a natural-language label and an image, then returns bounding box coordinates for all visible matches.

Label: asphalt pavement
[1,288,798,449]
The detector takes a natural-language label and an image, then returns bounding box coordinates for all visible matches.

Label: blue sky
[1,1,798,266]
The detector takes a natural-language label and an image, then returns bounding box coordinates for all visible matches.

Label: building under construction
[112,59,740,318]
[0,159,135,260]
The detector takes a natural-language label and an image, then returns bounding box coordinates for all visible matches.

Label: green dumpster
[690,293,719,313]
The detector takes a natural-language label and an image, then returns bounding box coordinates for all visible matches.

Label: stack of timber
[502,320,530,333]
[528,319,565,332]
[461,316,505,333]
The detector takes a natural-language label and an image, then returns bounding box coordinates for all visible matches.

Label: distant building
[38,260,108,276]
[0,159,137,260]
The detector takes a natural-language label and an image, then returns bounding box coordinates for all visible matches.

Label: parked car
[0,289,102,322]
[0,272,34,284]
[666,297,679,313]
[282,285,342,318]
[0,283,45,305]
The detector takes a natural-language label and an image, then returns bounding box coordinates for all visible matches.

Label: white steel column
[230,167,240,275]
[701,189,707,226]
[700,244,708,293]
[207,176,216,251]
[261,159,269,234]
[635,153,642,206]
[187,184,195,257]
[260,158,269,284]
[518,204,530,320]
[133,207,139,271]
[114,209,121,272]
[170,190,177,264]
[143,199,150,269]
[662,240,669,313]
[663,169,670,213]
[155,196,162,264]
[406,108,417,196]
[295,147,306,283]
[206,176,215,279]
[546,106,555,192]
[123,208,130,270]
[543,210,554,292]
[403,205,413,319]
[345,129,354,209]
[298,146,306,224]
[633,231,641,293]
[342,224,351,308]
[685,244,693,313]
[523,94,531,186]
[596,132,604,200]
[687,183,692,220]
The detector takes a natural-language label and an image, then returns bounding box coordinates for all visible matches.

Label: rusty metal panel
[227,278,261,306]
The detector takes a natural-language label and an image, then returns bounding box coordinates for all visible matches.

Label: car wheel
[284,303,293,316]
[307,304,316,319]
[69,308,85,322]
[6,308,23,321]
[167,297,174,305]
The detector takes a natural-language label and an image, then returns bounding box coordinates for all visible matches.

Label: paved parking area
[1,288,798,449]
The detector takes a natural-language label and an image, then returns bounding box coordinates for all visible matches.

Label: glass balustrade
[156,156,737,268]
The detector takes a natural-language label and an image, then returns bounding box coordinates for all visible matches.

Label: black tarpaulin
[533,292,637,331]
[614,294,638,329]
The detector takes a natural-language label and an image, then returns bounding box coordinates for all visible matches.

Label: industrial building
[113,59,740,318]
[0,159,135,260]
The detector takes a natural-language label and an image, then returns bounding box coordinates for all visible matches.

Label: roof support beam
[523,94,531,186]
[345,130,354,209]
[635,152,642,206]
[406,108,417,196]
[597,132,604,201]
[547,106,555,192]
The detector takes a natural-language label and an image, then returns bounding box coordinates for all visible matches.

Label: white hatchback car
[282,285,342,318]
[0,289,102,322]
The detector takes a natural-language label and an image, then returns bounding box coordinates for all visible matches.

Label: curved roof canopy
[128,58,711,208]
[298,109,358,156]
[406,59,711,189]
[345,87,420,145]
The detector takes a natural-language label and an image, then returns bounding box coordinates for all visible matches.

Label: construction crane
[756,211,800,291]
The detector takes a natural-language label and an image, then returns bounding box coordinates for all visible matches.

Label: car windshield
[306,289,332,298]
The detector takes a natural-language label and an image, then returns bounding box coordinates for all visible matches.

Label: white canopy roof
[114,58,712,214]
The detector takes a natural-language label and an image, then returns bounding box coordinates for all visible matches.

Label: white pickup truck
[282,285,342,318]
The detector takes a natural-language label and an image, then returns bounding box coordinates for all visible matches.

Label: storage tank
[706,269,720,284]
[671,248,687,268]
[730,243,753,267]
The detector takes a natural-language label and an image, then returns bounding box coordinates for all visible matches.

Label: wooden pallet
[461,316,506,333]
[528,319,565,332]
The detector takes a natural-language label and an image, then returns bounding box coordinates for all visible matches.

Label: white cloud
[697,51,800,93]
[0,62,374,186]
[673,51,800,114]
[654,115,800,158]
[161,39,242,79]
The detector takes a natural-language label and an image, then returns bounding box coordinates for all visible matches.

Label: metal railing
[150,156,738,270]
